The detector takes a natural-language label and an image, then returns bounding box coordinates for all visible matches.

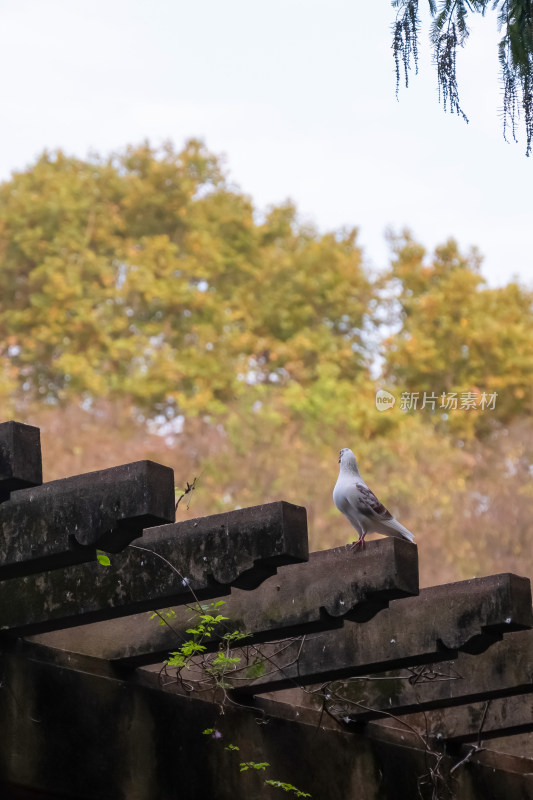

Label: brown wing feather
[355,485,393,520]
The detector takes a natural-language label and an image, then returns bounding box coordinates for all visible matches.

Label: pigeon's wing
[354,483,415,542]
[354,484,393,522]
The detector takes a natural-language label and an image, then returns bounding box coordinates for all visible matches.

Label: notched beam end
[220,564,279,591]
[266,501,309,565]
[219,501,309,589]
[437,573,532,652]
[73,460,176,549]
[493,573,533,631]
[316,537,419,620]
[0,459,177,579]
[455,574,532,653]
[154,500,309,588]
[0,421,42,501]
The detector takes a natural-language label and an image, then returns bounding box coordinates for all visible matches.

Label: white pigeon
[333,448,415,549]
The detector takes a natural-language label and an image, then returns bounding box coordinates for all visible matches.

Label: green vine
[158,601,311,797]
[201,729,311,797]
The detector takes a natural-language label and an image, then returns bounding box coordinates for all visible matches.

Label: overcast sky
[0,0,531,287]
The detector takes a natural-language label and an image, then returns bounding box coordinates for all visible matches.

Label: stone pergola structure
[0,420,531,800]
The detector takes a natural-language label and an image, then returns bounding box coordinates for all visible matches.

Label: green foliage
[392,1,533,154]
[239,761,270,772]
[265,780,312,797]
[382,231,533,432]
[221,630,251,643]
[206,652,241,675]
[155,599,247,680]
[169,640,207,662]
[95,550,111,566]
[204,727,312,796]
[3,140,532,465]
[149,609,177,626]
[0,141,373,416]
[244,657,267,679]
[157,597,311,795]
[186,613,229,636]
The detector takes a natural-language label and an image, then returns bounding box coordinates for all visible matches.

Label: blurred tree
[0,141,375,427]
[392,0,533,155]
[381,231,533,432]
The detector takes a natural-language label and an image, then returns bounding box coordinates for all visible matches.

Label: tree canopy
[382,231,533,431]
[392,0,533,155]
[1,140,532,436]
[0,141,373,423]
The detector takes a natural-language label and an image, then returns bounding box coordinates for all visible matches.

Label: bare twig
[175,476,199,512]
[449,744,484,775]
[128,542,202,604]
[449,699,489,776]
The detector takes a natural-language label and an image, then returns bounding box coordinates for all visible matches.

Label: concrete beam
[248,684,533,750]
[362,715,533,797]
[430,695,533,742]
[323,629,533,722]
[0,421,42,502]
[232,574,532,694]
[28,538,418,667]
[0,501,308,636]
[0,640,531,800]
[368,694,533,743]
[0,460,176,577]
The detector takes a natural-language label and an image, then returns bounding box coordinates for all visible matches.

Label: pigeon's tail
[376,517,415,543]
[396,527,415,544]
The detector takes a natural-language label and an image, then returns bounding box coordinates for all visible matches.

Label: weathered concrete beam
[249,683,533,752]
[0,460,176,577]
[367,695,533,743]
[362,715,533,798]
[323,628,533,722]
[0,640,531,800]
[0,421,42,502]
[0,501,308,636]
[232,574,532,695]
[28,537,418,667]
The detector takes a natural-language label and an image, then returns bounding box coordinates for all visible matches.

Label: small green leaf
[166,654,186,667]
[181,642,206,656]
[223,630,250,642]
[244,657,266,679]
[96,550,111,566]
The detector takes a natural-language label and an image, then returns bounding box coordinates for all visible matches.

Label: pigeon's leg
[350,531,366,551]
